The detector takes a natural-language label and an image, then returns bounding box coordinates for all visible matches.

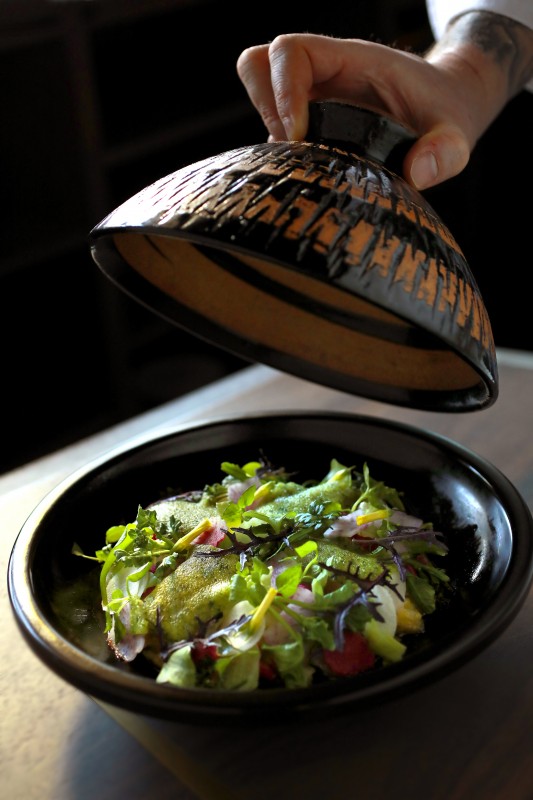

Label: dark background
[1,0,531,475]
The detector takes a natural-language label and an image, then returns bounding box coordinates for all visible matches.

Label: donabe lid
[89,102,498,413]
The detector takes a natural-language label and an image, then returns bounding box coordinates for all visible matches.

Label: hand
[237,13,533,190]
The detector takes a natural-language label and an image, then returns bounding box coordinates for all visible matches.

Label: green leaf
[218,500,243,528]
[153,553,178,581]
[323,459,353,482]
[105,524,127,544]
[406,574,436,614]
[216,649,260,690]
[275,563,302,597]
[229,572,249,603]
[126,561,152,584]
[262,639,313,689]
[299,615,335,649]
[157,645,197,688]
[352,462,405,513]
[295,540,318,558]
[314,581,356,610]
[221,461,261,480]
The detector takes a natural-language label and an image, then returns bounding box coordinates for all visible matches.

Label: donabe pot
[8,411,533,724]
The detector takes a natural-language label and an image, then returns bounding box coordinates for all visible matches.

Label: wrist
[425,11,533,137]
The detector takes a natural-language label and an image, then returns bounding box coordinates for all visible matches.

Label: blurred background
[1,0,530,475]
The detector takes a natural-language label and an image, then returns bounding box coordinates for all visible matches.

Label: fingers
[236,36,316,141]
[237,33,350,141]
[237,44,288,141]
[404,125,471,190]
[265,36,314,141]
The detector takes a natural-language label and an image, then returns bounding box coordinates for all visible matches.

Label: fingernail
[410,152,438,190]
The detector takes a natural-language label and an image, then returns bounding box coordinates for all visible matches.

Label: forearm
[425,11,533,138]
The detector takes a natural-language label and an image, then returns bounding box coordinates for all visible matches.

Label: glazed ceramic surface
[8,412,533,724]
[89,103,498,412]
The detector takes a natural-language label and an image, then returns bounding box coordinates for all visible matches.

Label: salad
[75,454,451,691]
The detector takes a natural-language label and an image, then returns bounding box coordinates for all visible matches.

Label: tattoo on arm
[432,11,533,93]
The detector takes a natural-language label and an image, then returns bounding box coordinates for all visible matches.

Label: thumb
[404,125,471,190]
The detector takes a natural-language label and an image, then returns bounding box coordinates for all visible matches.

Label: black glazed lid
[89,101,498,412]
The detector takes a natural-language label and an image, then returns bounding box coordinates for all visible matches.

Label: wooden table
[3,351,533,800]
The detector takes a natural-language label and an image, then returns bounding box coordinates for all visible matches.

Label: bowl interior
[9,412,533,723]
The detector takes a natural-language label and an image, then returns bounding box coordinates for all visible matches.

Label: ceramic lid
[89,102,498,412]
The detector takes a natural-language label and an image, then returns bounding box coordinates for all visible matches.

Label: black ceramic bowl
[8,412,533,724]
